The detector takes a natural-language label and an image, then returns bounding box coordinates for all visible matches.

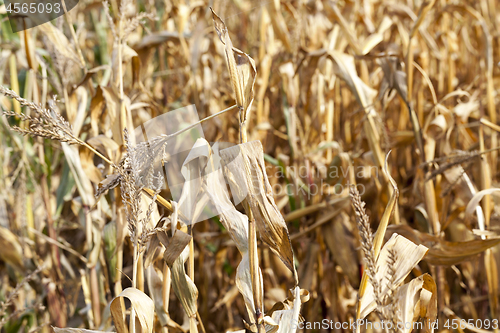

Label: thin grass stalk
[162,262,170,333]
[248,207,264,333]
[89,266,101,327]
[61,0,86,69]
[115,208,126,316]
[187,225,195,281]
[8,54,21,116]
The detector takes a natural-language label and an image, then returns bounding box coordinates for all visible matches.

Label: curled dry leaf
[161,229,198,330]
[38,22,82,67]
[322,213,359,288]
[358,233,429,319]
[391,273,437,333]
[465,188,500,222]
[203,141,262,323]
[386,224,500,266]
[211,9,256,127]
[96,173,121,197]
[265,287,306,333]
[110,287,154,333]
[220,141,297,283]
[177,138,211,223]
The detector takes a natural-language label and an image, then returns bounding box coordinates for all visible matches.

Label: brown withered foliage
[1,0,500,332]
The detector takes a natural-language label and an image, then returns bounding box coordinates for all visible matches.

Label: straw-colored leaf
[391,273,437,333]
[220,141,297,282]
[358,233,428,319]
[204,143,262,323]
[211,9,256,124]
[110,287,154,333]
[465,188,500,222]
[387,224,500,265]
[38,23,82,65]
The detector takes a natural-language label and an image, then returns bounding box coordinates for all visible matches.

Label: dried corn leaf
[111,44,138,88]
[89,86,118,137]
[204,143,262,322]
[322,214,359,288]
[465,188,500,222]
[391,273,437,333]
[211,9,256,124]
[96,174,121,197]
[220,141,297,281]
[265,287,304,333]
[38,22,82,66]
[146,266,183,330]
[62,143,95,206]
[87,135,120,164]
[103,221,117,282]
[160,230,192,267]
[133,31,181,50]
[359,233,428,319]
[177,138,210,223]
[386,224,500,265]
[110,287,154,333]
[162,229,198,324]
[79,147,104,184]
[360,33,384,55]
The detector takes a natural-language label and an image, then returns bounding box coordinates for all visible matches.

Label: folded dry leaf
[358,233,429,319]
[220,141,297,283]
[386,224,500,265]
[391,273,437,333]
[211,9,256,133]
[110,287,154,333]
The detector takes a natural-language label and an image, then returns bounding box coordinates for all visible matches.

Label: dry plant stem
[89,266,101,327]
[248,208,264,333]
[188,225,194,280]
[239,107,264,332]
[9,55,21,116]
[130,226,139,333]
[61,0,86,68]
[406,9,439,236]
[162,262,170,330]
[407,8,444,326]
[115,208,126,314]
[137,254,144,291]
[480,121,498,321]
[39,145,63,282]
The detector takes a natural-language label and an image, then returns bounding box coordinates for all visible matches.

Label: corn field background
[1,0,500,332]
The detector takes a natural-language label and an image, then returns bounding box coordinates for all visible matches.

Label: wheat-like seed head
[350,185,391,322]
[119,129,164,248]
[0,86,80,145]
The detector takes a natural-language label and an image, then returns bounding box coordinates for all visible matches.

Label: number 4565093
[5,2,61,14]
[444,319,498,330]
